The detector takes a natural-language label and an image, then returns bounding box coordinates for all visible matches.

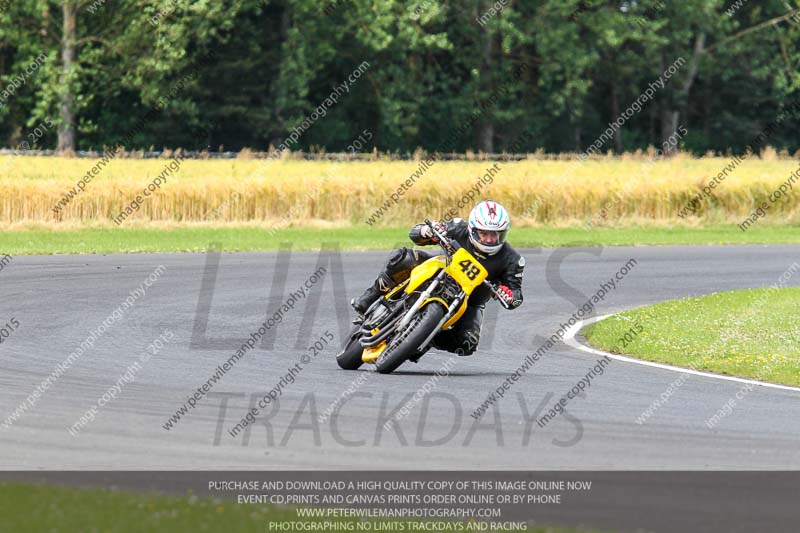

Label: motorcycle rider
[351,200,525,356]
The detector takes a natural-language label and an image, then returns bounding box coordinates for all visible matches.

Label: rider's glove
[420,221,446,242]
[497,285,514,305]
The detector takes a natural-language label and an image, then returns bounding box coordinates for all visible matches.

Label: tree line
[0,0,798,155]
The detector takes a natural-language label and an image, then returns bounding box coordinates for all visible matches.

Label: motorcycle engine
[365,299,391,328]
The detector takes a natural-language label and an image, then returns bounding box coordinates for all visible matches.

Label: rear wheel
[375,303,445,374]
[336,325,364,370]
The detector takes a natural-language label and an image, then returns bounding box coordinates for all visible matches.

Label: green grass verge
[583,288,800,386]
[3,225,800,255]
[0,482,600,533]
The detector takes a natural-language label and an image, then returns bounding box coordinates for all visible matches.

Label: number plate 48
[446,248,488,293]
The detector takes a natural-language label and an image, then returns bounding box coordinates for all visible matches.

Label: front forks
[395,270,445,332]
[417,294,464,352]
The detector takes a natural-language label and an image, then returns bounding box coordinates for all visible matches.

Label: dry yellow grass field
[1,152,799,228]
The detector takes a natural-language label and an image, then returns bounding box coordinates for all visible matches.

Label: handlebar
[423,219,457,256]
[423,219,511,310]
[483,279,512,309]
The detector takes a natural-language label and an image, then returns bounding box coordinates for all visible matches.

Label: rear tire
[376,303,445,374]
[336,325,364,370]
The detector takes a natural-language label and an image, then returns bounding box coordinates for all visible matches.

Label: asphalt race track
[2,244,799,470]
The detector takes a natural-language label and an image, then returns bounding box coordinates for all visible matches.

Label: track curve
[1,244,799,469]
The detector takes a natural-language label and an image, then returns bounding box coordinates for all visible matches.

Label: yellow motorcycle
[336,219,511,374]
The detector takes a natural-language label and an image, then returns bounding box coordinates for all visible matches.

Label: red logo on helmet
[486,201,497,219]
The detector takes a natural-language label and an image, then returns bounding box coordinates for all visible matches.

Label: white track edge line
[564,314,800,393]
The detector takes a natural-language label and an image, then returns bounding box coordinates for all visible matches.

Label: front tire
[375,303,445,374]
[336,325,364,370]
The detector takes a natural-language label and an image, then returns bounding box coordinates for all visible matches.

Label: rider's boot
[351,272,396,315]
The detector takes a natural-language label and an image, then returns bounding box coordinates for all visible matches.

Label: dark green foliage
[0,0,798,154]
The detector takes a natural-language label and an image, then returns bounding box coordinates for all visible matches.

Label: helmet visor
[473,228,508,247]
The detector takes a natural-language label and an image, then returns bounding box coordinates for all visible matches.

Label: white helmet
[468,200,510,255]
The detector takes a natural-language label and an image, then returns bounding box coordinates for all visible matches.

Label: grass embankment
[2,154,800,227]
[3,225,800,255]
[583,287,800,386]
[0,482,599,533]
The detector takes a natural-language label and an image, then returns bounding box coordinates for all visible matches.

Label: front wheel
[375,303,445,374]
[336,325,364,370]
